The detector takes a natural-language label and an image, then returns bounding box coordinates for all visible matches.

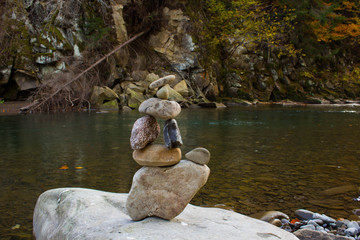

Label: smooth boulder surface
[132,144,181,166]
[126,160,209,220]
[130,115,160,150]
[33,188,299,240]
[138,98,181,120]
[149,75,176,89]
[163,119,183,148]
[156,85,170,99]
[185,147,210,165]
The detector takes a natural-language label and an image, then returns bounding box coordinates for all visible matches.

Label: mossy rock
[99,99,119,111]
[126,88,145,109]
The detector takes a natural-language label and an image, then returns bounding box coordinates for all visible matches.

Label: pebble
[132,144,181,166]
[295,209,314,220]
[156,85,170,99]
[130,115,160,150]
[149,75,176,89]
[126,160,210,220]
[138,98,181,120]
[185,147,211,165]
[163,119,183,148]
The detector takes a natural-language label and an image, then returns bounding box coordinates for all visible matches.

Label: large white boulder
[33,188,299,240]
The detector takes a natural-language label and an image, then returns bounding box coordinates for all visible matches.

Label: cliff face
[0,0,359,108]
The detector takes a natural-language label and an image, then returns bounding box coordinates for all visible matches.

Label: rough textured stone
[130,115,160,150]
[33,188,299,240]
[149,75,176,89]
[138,98,181,120]
[173,80,189,97]
[185,147,210,165]
[294,229,353,240]
[126,160,210,220]
[132,144,181,166]
[156,85,170,99]
[90,86,119,107]
[168,84,185,102]
[164,119,183,148]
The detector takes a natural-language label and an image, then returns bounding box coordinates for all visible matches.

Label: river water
[1,105,360,239]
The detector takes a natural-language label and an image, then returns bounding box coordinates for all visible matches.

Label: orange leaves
[59,165,83,170]
[59,165,69,170]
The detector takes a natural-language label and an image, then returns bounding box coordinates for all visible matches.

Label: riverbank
[1,98,360,116]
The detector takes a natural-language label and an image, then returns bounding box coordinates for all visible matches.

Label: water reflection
[0,106,360,239]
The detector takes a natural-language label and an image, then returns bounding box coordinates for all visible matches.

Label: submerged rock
[130,115,160,150]
[163,119,182,149]
[138,98,181,120]
[126,160,210,220]
[33,188,298,240]
[132,144,181,166]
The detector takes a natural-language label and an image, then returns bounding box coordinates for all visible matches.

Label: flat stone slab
[33,188,299,240]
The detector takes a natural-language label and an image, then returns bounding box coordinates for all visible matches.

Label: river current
[1,105,360,238]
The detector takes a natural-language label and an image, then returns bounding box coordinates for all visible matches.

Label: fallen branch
[23,30,147,113]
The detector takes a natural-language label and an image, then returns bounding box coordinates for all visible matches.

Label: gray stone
[294,229,354,240]
[313,213,336,223]
[126,160,209,220]
[33,188,299,240]
[164,119,183,148]
[185,147,210,165]
[130,115,160,150]
[149,75,176,89]
[132,144,181,166]
[345,227,358,236]
[295,209,315,220]
[138,98,181,120]
[300,224,316,230]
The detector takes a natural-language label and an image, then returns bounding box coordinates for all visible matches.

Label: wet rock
[126,160,210,220]
[130,115,160,150]
[294,229,353,240]
[295,209,315,220]
[185,147,210,165]
[198,102,226,108]
[149,75,176,89]
[322,185,357,196]
[156,85,170,99]
[126,88,145,109]
[138,98,181,120]
[132,144,181,166]
[99,99,118,111]
[163,119,182,149]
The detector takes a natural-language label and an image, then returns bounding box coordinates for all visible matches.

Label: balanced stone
[164,119,182,148]
[138,98,181,120]
[185,147,210,165]
[156,85,170,99]
[132,144,181,166]
[126,160,210,220]
[149,75,176,89]
[130,115,160,150]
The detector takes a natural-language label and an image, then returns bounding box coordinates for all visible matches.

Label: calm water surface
[1,106,360,239]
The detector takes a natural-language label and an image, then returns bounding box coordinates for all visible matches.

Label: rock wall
[0,0,359,106]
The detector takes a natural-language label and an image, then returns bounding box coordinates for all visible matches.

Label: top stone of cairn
[138,98,181,120]
[149,75,176,89]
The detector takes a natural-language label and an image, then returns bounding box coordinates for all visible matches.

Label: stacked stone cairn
[126,75,211,221]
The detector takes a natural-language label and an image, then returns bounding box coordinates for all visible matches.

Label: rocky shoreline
[257,209,360,240]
